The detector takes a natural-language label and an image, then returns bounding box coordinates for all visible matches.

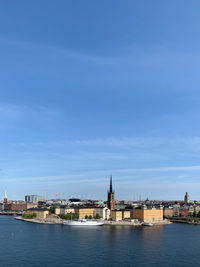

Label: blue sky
[1,1,200,200]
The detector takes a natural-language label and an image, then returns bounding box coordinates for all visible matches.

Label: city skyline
[1,1,200,199]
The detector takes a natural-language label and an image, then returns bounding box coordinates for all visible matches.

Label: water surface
[0,216,199,266]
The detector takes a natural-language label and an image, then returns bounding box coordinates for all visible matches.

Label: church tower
[184,192,190,204]
[107,175,115,210]
[4,191,7,203]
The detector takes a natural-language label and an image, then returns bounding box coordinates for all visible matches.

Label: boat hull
[62,219,104,226]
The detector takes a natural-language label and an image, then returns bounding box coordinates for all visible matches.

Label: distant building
[111,210,122,221]
[179,207,189,217]
[107,175,115,210]
[55,207,75,215]
[25,195,44,203]
[94,207,110,220]
[74,207,95,219]
[132,205,163,223]
[4,202,37,211]
[184,192,190,204]
[110,210,131,221]
[163,207,174,218]
[26,208,49,219]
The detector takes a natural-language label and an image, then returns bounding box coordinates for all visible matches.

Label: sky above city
[1,1,200,200]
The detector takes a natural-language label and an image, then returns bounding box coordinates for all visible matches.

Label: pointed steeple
[4,190,7,199]
[110,175,113,193]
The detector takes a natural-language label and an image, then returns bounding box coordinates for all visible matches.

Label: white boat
[142,222,153,227]
[62,219,104,226]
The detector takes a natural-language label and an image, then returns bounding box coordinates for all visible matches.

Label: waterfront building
[94,207,110,220]
[110,209,131,221]
[122,210,131,219]
[132,205,163,223]
[55,207,75,215]
[4,202,37,211]
[107,175,115,210]
[184,192,190,204]
[25,195,45,203]
[111,210,122,221]
[163,207,174,218]
[26,208,49,219]
[74,207,95,219]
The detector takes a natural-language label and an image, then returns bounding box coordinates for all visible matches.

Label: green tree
[193,210,197,217]
[61,212,77,220]
[50,206,55,214]
[197,211,200,218]
[22,212,37,219]
[85,215,89,219]
[95,213,100,219]
[88,215,93,220]
[188,212,193,217]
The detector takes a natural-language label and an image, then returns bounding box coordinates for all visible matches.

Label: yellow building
[163,208,173,218]
[55,207,75,215]
[122,210,131,219]
[132,206,163,223]
[26,208,49,219]
[74,207,95,219]
[110,210,122,221]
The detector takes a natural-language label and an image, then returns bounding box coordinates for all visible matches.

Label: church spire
[107,175,115,210]
[110,175,113,193]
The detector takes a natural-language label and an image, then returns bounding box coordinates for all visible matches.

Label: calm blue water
[0,216,199,267]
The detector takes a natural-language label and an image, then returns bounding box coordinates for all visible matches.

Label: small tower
[184,192,190,204]
[4,191,8,203]
[107,175,115,210]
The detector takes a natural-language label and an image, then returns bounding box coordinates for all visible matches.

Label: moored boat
[142,222,153,227]
[62,219,104,226]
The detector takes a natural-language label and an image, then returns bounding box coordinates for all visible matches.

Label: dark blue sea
[0,216,199,267]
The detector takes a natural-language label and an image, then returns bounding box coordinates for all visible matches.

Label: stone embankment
[104,219,171,226]
[170,218,200,225]
[15,216,62,224]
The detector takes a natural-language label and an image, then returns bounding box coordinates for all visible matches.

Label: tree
[193,211,197,217]
[61,212,77,220]
[85,215,89,219]
[188,212,193,217]
[95,213,100,219]
[22,212,37,219]
[197,211,200,218]
[50,206,55,214]
[88,215,93,219]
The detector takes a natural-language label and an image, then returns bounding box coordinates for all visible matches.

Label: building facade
[4,202,37,211]
[55,207,75,215]
[26,208,49,219]
[74,207,95,219]
[25,195,45,203]
[94,207,110,220]
[132,206,163,223]
[111,210,122,221]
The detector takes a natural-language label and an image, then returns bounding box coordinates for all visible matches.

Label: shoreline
[170,219,200,225]
[15,216,171,226]
[15,216,62,224]
[104,219,171,226]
